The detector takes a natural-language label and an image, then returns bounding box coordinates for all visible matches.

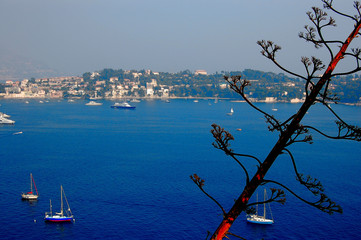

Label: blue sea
[0,99,360,240]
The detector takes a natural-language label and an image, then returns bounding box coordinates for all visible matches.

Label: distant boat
[247,189,274,225]
[85,101,102,106]
[21,173,39,200]
[193,99,199,103]
[45,185,74,222]
[227,108,234,116]
[130,99,141,103]
[0,114,15,124]
[272,103,278,111]
[0,112,11,118]
[111,102,136,109]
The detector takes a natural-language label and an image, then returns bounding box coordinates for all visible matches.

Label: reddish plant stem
[210,21,361,240]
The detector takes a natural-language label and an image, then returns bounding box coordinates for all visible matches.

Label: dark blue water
[0,99,360,240]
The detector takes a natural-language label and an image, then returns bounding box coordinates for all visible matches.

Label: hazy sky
[0,0,359,76]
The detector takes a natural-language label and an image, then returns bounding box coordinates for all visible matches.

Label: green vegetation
[83,68,361,103]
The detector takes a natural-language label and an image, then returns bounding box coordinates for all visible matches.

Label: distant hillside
[1,66,359,103]
[0,53,61,82]
[79,68,360,103]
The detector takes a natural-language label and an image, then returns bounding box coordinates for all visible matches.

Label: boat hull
[45,215,73,222]
[247,215,274,225]
[247,219,274,225]
[111,106,136,109]
[21,193,38,200]
[85,101,102,106]
[0,117,15,124]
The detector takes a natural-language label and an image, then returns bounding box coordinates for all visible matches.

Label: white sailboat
[45,185,74,222]
[227,108,234,116]
[21,173,39,200]
[272,102,278,111]
[247,189,274,224]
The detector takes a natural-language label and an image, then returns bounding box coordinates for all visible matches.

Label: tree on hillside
[191,1,361,239]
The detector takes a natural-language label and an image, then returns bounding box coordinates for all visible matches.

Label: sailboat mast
[256,192,258,216]
[60,185,64,216]
[31,173,39,196]
[30,173,33,193]
[50,199,52,215]
[263,189,266,219]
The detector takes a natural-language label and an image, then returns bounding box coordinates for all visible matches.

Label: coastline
[1,95,360,106]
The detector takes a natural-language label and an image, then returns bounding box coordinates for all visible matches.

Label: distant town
[0,68,360,104]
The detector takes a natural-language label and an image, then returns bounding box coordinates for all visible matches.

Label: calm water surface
[0,99,360,240]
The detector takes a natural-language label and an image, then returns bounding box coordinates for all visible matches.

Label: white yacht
[85,101,103,106]
[0,112,11,118]
[0,115,15,124]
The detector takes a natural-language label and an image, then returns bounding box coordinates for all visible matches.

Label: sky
[0,0,359,78]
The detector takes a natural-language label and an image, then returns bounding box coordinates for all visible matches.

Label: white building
[195,70,207,75]
[146,82,154,96]
[265,97,277,102]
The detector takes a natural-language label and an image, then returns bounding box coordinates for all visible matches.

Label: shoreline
[1,96,360,106]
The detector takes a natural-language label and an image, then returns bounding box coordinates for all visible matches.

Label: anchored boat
[45,185,74,222]
[247,189,274,224]
[85,101,102,106]
[111,102,136,109]
[0,114,15,124]
[21,173,39,200]
[227,108,234,116]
